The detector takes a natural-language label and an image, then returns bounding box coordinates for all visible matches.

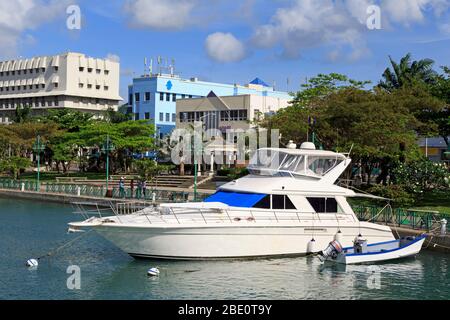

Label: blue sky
[2,0,450,101]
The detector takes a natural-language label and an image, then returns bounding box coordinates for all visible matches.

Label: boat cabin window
[272,195,297,210]
[307,197,338,213]
[253,195,271,209]
[253,195,297,210]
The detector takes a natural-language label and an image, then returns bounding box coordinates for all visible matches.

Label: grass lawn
[411,191,450,214]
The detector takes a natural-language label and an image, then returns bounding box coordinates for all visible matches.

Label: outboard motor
[318,240,343,262]
[353,234,368,254]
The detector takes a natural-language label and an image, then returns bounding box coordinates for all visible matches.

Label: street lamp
[101,135,115,190]
[32,135,45,191]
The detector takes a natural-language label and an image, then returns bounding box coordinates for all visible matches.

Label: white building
[176,91,291,132]
[0,52,122,124]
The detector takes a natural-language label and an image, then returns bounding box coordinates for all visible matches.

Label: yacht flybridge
[68,142,395,260]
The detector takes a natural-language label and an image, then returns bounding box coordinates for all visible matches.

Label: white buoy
[147,267,160,277]
[307,238,317,255]
[334,230,343,243]
[26,259,39,268]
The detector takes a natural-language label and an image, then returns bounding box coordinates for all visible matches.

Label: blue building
[127,74,291,137]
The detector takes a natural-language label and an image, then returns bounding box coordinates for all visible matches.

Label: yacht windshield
[248,149,343,178]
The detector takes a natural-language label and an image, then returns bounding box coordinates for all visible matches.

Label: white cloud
[439,23,450,35]
[250,0,450,61]
[384,0,450,24]
[252,0,367,59]
[205,32,246,63]
[0,0,71,58]
[106,53,120,62]
[124,0,197,30]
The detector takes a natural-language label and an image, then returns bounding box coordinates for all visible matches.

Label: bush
[392,159,450,195]
[367,184,416,208]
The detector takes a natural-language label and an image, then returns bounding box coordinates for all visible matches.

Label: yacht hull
[94,223,395,260]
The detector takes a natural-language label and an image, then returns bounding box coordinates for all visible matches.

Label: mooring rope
[36,229,94,261]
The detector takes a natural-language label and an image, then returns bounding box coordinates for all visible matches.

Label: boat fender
[318,240,343,262]
[233,217,241,222]
[307,238,317,255]
[334,230,343,243]
[147,267,160,277]
[26,259,39,268]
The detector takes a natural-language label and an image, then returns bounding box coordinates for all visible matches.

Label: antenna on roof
[144,57,148,76]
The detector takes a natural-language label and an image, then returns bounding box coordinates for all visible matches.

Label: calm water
[0,197,449,300]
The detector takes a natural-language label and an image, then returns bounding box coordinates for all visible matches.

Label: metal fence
[0,178,37,191]
[0,178,210,203]
[352,205,450,232]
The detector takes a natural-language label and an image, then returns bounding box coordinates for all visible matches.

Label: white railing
[136,206,353,225]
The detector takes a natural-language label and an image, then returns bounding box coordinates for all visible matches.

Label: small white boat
[319,235,426,265]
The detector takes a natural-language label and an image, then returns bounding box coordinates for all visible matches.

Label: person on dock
[136,180,143,199]
[142,179,147,198]
[130,179,135,198]
[119,177,125,198]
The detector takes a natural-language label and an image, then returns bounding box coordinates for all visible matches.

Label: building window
[172,113,176,122]
[41,84,45,89]
[135,93,140,102]
[54,83,59,88]
[23,86,27,90]
[181,94,186,99]
[79,67,84,72]
[166,93,170,102]
[54,66,58,72]
[159,112,163,121]
[188,95,192,99]
[87,84,92,89]
[166,113,170,122]
[172,94,176,102]
[87,68,92,73]
[104,86,109,91]
[6,71,9,76]
[24,70,27,74]
[54,98,59,106]
[96,69,101,74]
[79,83,84,88]
[11,71,15,75]
[145,112,150,120]
[0,72,3,76]
[160,92,164,101]
[104,70,109,75]
[145,92,151,101]
[96,85,101,90]
[129,94,133,105]
[18,70,21,75]
[41,68,45,73]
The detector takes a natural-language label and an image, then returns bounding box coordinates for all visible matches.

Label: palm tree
[379,53,437,91]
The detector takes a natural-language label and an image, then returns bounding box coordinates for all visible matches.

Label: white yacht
[69,142,395,260]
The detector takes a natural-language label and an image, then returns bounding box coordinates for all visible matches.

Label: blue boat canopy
[204,191,267,208]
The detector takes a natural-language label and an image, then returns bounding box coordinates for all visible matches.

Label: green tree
[134,159,174,186]
[379,53,437,92]
[0,156,32,179]
[12,104,32,124]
